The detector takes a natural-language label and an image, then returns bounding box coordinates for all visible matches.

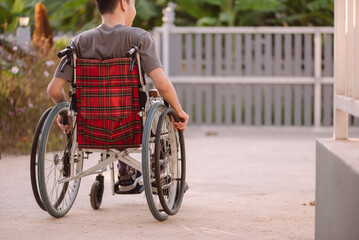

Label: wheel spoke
[45,165,53,170]
[68,183,74,193]
[55,181,60,204]
[48,180,57,200]
[45,165,56,184]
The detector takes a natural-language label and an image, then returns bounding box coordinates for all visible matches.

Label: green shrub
[0,39,59,154]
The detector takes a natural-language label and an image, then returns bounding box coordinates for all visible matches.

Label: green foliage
[0,0,334,34]
[132,0,172,30]
[176,0,217,26]
[176,0,333,26]
[235,0,285,26]
[49,0,99,32]
[0,0,26,33]
[177,0,215,19]
[53,36,71,50]
[272,0,334,26]
[136,0,158,20]
[238,0,283,11]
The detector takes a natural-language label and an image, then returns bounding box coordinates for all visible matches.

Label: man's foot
[114,181,144,195]
[114,167,143,194]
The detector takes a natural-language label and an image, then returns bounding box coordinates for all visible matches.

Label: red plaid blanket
[76,58,142,150]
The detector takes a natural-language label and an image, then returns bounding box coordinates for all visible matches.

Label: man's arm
[47,77,68,104]
[47,77,73,134]
[148,68,189,131]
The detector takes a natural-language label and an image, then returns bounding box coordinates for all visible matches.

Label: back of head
[96,0,129,15]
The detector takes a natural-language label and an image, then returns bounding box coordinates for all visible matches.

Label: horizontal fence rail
[151,26,342,127]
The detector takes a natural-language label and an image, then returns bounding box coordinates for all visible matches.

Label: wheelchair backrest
[76,58,143,150]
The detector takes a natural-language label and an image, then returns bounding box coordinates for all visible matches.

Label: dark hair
[96,0,129,15]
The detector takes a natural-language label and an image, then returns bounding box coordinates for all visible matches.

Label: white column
[347,0,354,98]
[355,0,359,99]
[334,0,349,139]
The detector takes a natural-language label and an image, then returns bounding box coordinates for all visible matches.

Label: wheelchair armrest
[149,89,161,98]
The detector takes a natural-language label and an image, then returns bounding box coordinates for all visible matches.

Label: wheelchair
[30,46,186,221]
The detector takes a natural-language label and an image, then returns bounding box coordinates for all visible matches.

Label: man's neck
[101,14,127,27]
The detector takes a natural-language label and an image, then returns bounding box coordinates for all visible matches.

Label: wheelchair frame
[30,46,186,221]
[57,49,146,192]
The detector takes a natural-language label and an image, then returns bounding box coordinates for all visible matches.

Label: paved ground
[0,127,337,239]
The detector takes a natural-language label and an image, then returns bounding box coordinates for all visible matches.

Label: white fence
[152,14,339,126]
[334,0,359,138]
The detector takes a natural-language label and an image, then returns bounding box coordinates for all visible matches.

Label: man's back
[55,24,162,82]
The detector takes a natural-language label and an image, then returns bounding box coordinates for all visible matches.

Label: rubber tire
[37,102,83,218]
[30,107,52,211]
[142,102,168,221]
[90,180,104,210]
[154,107,186,215]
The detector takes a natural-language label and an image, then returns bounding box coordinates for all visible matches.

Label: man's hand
[174,110,189,132]
[57,113,73,134]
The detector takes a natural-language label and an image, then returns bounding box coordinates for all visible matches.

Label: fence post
[162,2,176,76]
[16,16,31,51]
[314,32,322,127]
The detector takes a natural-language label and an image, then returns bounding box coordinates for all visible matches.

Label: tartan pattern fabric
[76,58,142,149]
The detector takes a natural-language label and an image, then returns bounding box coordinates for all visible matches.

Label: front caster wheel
[90,176,104,210]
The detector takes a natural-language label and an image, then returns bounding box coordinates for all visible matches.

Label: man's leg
[115,160,143,193]
[118,161,137,185]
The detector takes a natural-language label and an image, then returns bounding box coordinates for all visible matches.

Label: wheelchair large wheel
[30,107,53,211]
[142,101,169,221]
[37,102,83,218]
[154,107,186,215]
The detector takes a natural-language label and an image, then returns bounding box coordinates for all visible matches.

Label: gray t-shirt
[54,24,162,81]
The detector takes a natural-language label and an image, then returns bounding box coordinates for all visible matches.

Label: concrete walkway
[0,127,335,240]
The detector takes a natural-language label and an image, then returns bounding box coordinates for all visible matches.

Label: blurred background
[1,0,334,33]
[0,0,334,155]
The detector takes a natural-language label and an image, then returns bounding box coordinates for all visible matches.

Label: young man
[48,0,189,193]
